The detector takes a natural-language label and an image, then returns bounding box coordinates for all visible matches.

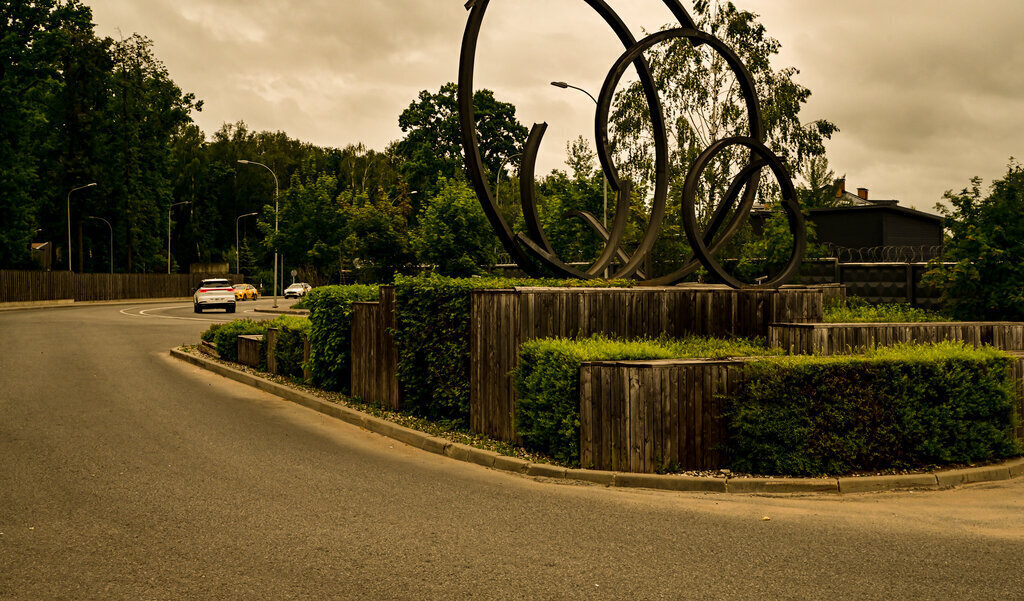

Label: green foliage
[730,343,1021,476]
[923,162,1024,320]
[411,179,497,277]
[823,297,947,323]
[200,322,222,343]
[206,319,271,362]
[304,284,380,391]
[392,274,633,426]
[390,82,528,199]
[513,335,778,465]
[266,315,311,379]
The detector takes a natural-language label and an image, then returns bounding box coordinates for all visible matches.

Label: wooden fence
[0,269,242,303]
[350,286,400,410]
[579,359,745,472]
[769,322,1024,355]
[578,353,1024,473]
[237,335,263,368]
[470,285,826,441]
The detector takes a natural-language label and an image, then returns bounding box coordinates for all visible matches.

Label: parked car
[283,282,312,298]
[194,278,236,313]
[232,283,259,301]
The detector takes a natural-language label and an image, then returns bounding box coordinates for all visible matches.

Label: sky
[86,0,1024,212]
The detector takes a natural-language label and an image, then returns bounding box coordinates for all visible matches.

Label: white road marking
[118,304,258,322]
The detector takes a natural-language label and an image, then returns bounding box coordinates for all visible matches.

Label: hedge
[205,319,272,362]
[823,297,947,323]
[266,315,311,379]
[392,274,631,425]
[513,335,778,465]
[304,284,379,392]
[730,342,1021,476]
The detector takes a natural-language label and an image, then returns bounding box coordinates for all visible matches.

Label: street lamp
[67,183,97,272]
[167,201,191,274]
[86,216,113,273]
[238,160,280,307]
[235,212,258,276]
[551,81,609,229]
[495,153,522,207]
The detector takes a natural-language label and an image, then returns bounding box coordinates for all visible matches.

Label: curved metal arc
[565,210,647,280]
[681,136,805,289]
[458,0,541,275]
[640,158,767,286]
[518,123,556,255]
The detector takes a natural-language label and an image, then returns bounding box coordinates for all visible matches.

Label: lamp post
[86,216,113,273]
[238,160,280,307]
[495,153,522,207]
[167,201,191,274]
[67,183,97,272]
[551,81,609,229]
[235,212,258,276]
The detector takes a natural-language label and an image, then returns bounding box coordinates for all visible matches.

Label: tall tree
[390,83,528,202]
[924,162,1024,320]
[609,0,837,220]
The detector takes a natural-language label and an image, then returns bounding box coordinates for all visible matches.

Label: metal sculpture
[458,0,807,288]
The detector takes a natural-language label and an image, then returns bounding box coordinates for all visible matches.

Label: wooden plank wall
[237,335,263,368]
[350,286,400,410]
[579,354,1024,473]
[266,328,279,374]
[470,286,825,442]
[0,270,242,302]
[769,322,1024,355]
[579,359,745,472]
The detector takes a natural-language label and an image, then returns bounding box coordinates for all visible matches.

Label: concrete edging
[169,348,1024,496]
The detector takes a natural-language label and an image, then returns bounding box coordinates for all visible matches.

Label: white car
[193,278,237,313]
[284,282,312,298]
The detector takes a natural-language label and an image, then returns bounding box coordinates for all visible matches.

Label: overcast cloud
[86,0,1024,211]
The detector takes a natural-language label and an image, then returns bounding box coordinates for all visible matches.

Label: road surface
[2,300,1022,600]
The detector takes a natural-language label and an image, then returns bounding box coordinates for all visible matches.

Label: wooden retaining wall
[471,286,825,442]
[237,335,263,368]
[265,328,312,381]
[579,359,745,472]
[0,269,242,303]
[578,354,1024,473]
[350,287,400,410]
[770,322,1024,355]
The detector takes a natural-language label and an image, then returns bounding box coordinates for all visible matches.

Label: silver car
[284,282,312,298]
[193,278,237,313]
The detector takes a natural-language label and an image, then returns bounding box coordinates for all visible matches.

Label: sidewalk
[0,297,190,312]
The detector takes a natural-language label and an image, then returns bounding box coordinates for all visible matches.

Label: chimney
[857,188,869,200]
[835,178,846,198]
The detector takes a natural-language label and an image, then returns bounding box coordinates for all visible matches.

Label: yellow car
[233,283,259,301]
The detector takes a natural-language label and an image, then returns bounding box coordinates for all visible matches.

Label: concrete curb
[170,348,1024,496]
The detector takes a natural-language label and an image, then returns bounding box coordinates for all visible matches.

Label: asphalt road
[2,300,1023,600]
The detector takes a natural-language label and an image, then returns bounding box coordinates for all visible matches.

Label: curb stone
[169,348,1024,496]
[838,474,938,494]
[935,465,1011,488]
[727,478,839,494]
[614,473,727,493]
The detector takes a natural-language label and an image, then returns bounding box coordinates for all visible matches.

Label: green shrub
[393,274,632,425]
[513,335,778,465]
[265,315,311,379]
[823,297,947,323]
[729,342,1021,476]
[304,284,379,392]
[200,323,222,343]
[206,319,271,362]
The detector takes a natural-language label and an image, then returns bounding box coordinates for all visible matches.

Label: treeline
[3,0,839,285]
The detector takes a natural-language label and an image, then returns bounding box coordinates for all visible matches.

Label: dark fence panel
[579,359,745,473]
[471,286,825,442]
[0,270,242,303]
[798,259,947,309]
[350,286,400,410]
